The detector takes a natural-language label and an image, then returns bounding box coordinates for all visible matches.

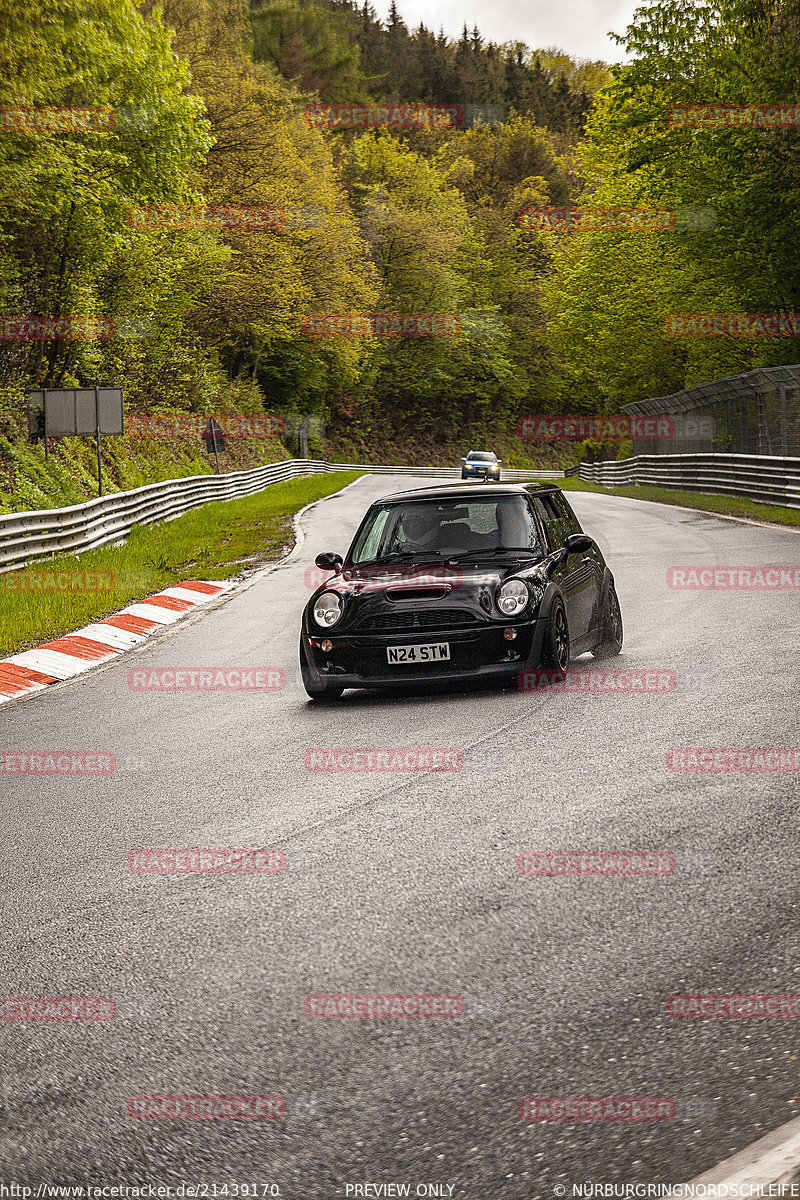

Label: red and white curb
[0,473,370,708]
[0,581,232,704]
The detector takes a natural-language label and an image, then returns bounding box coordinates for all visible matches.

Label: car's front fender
[520,581,564,668]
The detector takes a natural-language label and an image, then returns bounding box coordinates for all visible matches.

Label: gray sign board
[27,388,124,437]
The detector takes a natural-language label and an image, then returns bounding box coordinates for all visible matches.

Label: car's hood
[309,561,550,628]
[330,560,538,592]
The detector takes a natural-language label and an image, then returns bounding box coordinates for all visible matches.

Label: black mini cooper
[300,482,622,700]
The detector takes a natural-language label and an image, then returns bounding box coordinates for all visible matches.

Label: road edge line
[667,1114,800,1193]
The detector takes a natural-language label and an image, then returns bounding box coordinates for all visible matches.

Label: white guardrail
[0,460,561,571]
[571,452,800,509]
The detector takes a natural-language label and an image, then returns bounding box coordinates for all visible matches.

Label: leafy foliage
[543,0,800,406]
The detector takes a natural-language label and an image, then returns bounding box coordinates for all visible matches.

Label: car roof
[375,481,562,503]
[467,449,496,455]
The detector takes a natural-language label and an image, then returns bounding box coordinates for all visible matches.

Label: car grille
[357,608,483,633]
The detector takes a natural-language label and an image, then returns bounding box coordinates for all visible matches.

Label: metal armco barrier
[0,460,561,571]
[329,464,560,480]
[575,453,800,508]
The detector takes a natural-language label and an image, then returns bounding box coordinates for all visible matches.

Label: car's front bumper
[302,618,547,689]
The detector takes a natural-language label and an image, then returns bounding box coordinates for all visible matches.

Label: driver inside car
[397,508,441,552]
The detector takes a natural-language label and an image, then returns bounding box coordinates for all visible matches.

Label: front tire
[539,598,570,671]
[591,584,623,659]
[300,637,344,701]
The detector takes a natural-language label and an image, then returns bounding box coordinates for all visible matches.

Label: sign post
[95,385,103,496]
[27,388,124,496]
[202,418,225,474]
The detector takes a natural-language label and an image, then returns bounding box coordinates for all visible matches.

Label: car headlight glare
[497,579,528,616]
[313,591,343,627]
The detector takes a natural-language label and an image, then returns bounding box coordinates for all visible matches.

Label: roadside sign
[27,386,124,495]
[27,388,123,437]
[203,418,225,474]
[202,418,225,452]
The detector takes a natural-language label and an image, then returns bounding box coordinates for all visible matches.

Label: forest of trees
[0,0,798,499]
[544,0,800,408]
[250,0,605,135]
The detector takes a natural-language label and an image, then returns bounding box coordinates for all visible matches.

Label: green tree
[154,0,380,415]
[542,0,800,407]
[0,0,211,390]
[341,132,524,432]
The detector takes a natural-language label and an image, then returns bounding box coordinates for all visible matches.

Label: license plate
[387,642,450,664]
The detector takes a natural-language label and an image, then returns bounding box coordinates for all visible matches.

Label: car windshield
[467,452,495,461]
[349,495,542,564]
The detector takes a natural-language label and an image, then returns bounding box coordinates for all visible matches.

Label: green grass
[539,476,800,529]
[0,471,363,656]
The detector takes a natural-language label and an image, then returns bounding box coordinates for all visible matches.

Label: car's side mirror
[564,533,592,554]
[461,458,467,464]
[547,532,593,574]
[315,552,343,573]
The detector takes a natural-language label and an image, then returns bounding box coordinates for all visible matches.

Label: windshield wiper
[350,550,445,568]
[446,546,538,562]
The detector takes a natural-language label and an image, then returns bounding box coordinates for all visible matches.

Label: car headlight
[497,579,529,616]
[313,591,343,627]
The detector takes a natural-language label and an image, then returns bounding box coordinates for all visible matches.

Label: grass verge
[0,471,363,656]
[542,477,800,529]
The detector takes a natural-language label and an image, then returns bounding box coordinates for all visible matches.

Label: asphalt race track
[1,474,799,1198]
